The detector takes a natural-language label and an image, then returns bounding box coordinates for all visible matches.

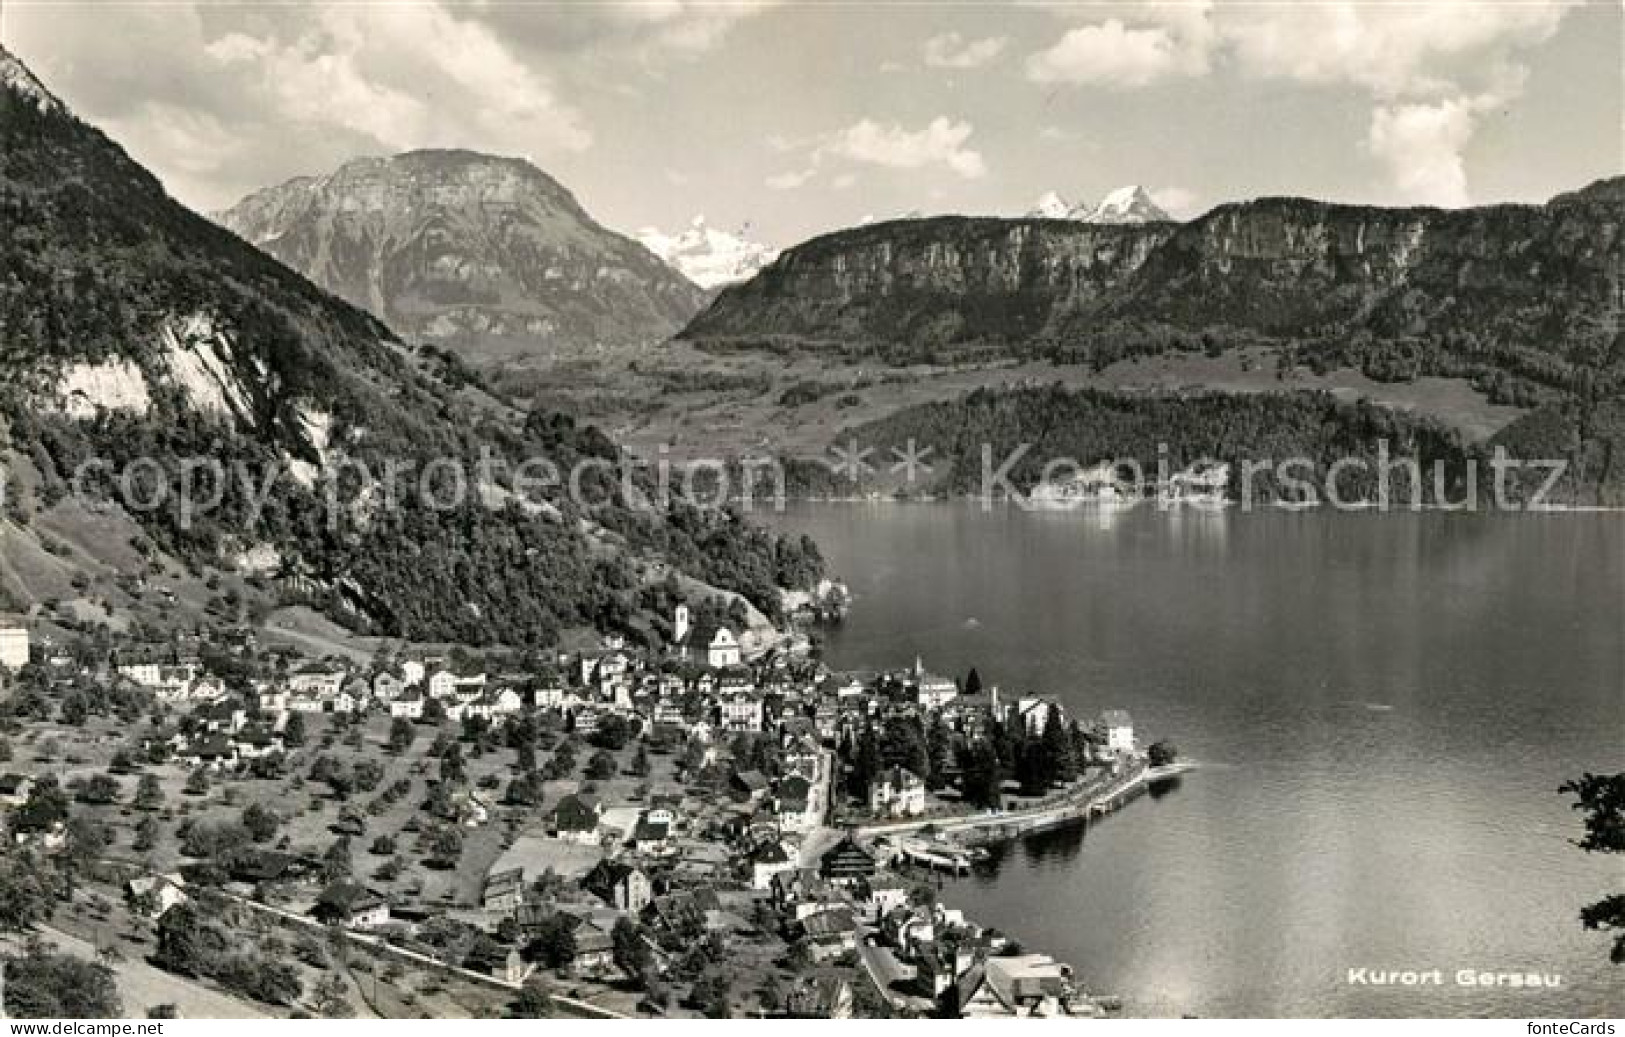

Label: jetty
[857,760,1196,844]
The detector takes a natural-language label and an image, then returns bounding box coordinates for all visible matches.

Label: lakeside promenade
[854,758,1197,844]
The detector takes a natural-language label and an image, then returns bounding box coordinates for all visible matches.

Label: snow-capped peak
[0,45,63,115]
[1027,191,1073,219]
[636,215,778,290]
[1081,185,1169,224]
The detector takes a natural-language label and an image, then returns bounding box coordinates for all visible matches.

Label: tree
[3,948,122,1018]
[690,971,732,1018]
[526,914,577,969]
[510,978,554,1018]
[77,774,120,805]
[13,776,70,833]
[611,917,652,981]
[133,816,160,853]
[959,739,1002,809]
[284,713,307,747]
[1148,740,1179,768]
[312,973,354,1018]
[964,667,983,696]
[133,774,164,811]
[370,835,397,856]
[155,902,230,977]
[0,853,58,932]
[757,973,786,1015]
[242,803,280,843]
[387,717,415,753]
[585,750,618,781]
[184,767,210,796]
[1039,704,1078,786]
[322,836,353,882]
[427,825,463,869]
[629,745,651,778]
[1561,772,1625,962]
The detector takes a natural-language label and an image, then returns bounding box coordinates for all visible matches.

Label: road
[796,749,843,868]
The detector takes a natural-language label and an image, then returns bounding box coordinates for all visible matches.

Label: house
[389,690,425,720]
[466,945,532,985]
[868,766,926,818]
[482,867,527,913]
[775,775,817,830]
[372,670,404,701]
[720,692,762,732]
[312,882,391,930]
[630,814,670,854]
[583,860,652,914]
[561,915,616,975]
[287,666,346,698]
[909,658,959,709]
[855,875,911,923]
[0,625,29,670]
[552,794,603,845]
[795,907,858,960]
[748,839,797,890]
[642,890,718,938]
[731,769,770,802]
[1100,709,1135,754]
[644,796,681,828]
[785,973,854,1019]
[534,685,567,710]
[956,954,1074,1017]
[0,773,36,808]
[1016,696,1062,733]
[257,687,289,713]
[819,834,877,886]
[676,609,743,669]
[124,874,188,919]
[770,869,838,920]
[571,707,600,736]
[425,669,456,700]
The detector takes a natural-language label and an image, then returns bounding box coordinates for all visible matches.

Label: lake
[766,504,1624,1018]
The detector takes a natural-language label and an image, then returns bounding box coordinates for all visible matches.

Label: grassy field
[503,341,1526,465]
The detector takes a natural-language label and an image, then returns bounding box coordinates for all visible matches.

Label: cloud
[1026,18,1207,87]
[1366,96,1491,208]
[824,117,987,179]
[765,168,816,190]
[5,2,591,210]
[463,1,779,61]
[1148,186,1199,218]
[923,32,1008,69]
[1024,1,1580,205]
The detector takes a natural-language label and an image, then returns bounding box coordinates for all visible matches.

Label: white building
[1101,710,1135,754]
[0,626,29,670]
[868,766,926,818]
[720,692,763,732]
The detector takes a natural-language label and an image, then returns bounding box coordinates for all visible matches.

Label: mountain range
[636,215,778,291]
[1026,185,1172,223]
[215,151,709,368]
[684,183,1624,402]
[0,44,820,646]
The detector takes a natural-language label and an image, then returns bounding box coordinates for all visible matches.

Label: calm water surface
[767,505,1624,1018]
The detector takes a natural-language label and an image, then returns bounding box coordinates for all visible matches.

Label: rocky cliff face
[685,183,1624,391]
[682,217,1177,358]
[218,151,708,364]
[0,45,819,644]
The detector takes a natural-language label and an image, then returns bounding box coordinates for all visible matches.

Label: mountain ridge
[216,149,709,367]
[0,44,821,646]
[683,178,1625,403]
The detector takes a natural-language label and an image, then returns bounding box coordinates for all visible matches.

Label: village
[0,606,1170,1020]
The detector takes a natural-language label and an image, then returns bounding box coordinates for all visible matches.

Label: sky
[3,1,1621,250]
